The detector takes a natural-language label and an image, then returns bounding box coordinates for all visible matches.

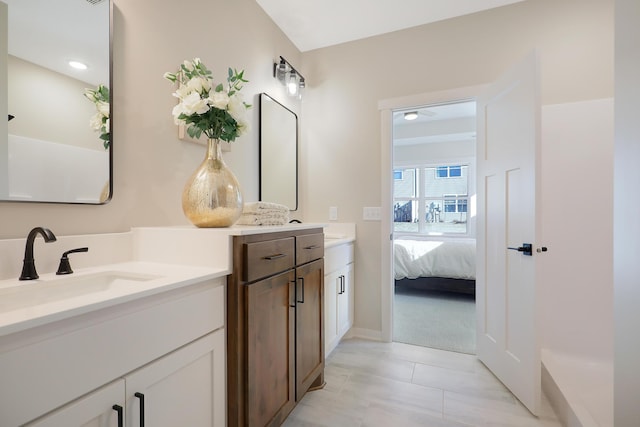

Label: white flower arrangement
[164,58,251,142]
[84,84,110,149]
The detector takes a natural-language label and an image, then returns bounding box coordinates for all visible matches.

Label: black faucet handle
[56,247,89,275]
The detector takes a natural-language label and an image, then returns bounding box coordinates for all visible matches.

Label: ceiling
[255,0,526,52]
[393,101,477,147]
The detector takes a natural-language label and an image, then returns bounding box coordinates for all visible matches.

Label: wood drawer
[296,233,324,265]
[243,237,295,282]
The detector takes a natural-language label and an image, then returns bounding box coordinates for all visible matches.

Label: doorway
[390,100,477,354]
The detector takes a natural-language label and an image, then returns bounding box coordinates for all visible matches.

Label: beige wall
[0,0,302,237]
[301,0,614,333]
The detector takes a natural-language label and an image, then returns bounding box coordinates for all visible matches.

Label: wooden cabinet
[324,242,355,357]
[2,279,225,427]
[227,228,324,427]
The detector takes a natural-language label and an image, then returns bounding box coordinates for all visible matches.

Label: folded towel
[236,211,290,226]
[243,201,290,214]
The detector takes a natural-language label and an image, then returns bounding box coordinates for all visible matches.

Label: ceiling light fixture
[274,56,305,98]
[68,60,88,70]
[404,111,418,121]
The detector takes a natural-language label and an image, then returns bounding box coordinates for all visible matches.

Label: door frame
[378,84,487,342]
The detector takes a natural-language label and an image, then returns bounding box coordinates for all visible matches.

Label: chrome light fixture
[274,56,305,98]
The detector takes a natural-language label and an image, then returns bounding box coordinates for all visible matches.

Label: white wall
[540,98,613,362]
[302,0,614,334]
[614,0,640,424]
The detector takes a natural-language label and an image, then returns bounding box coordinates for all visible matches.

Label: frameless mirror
[0,0,111,204]
[259,93,298,210]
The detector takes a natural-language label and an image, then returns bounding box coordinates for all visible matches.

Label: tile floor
[283,339,562,427]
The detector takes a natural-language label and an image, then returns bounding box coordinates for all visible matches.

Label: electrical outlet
[329,206,338,221]
[363,207,381,221]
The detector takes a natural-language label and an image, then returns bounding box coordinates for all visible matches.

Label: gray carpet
[393,285,476,354]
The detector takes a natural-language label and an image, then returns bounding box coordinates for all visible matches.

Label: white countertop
[0,223,355,339]
[0,261,227,337]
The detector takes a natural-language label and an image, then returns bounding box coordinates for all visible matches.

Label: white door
[476,51,542,415]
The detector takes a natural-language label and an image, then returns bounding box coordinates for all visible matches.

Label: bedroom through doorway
[391,100,477,355]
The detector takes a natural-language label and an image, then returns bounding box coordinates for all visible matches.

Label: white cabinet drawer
[324,243,354,274]
[0,279,224,427]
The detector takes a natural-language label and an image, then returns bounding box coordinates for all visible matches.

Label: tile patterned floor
[283,339,562,427]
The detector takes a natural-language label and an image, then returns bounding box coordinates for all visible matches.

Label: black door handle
[507,243,533,256]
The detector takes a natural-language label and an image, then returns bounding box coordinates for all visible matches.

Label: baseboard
[348,327,384,342]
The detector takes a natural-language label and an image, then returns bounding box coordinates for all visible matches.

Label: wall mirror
[259,93,298,210]
[0,0,112,204]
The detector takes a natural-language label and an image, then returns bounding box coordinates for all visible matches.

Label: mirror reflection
[259,93,298,211]
[1,0,111,204]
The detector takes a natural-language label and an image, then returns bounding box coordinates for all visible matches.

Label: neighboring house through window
[393,164,469,235]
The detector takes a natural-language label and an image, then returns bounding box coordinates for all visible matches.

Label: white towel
[236,211,290,226]
[243,201,289,214]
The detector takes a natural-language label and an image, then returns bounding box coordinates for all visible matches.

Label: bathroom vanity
[0,223,354,427]
[227,227,325,427]
[0,263,227,427]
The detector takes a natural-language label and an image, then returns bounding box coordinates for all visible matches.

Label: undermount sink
[0,271,161,313]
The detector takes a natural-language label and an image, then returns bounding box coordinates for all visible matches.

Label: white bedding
[394,239,476,280]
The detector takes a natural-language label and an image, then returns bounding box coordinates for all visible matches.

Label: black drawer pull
[135,392,145,427]
[303,245,321,250]
[112,404,123,427]
[263,253,286,260]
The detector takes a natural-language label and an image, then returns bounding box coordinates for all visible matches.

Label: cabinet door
[324,269,340,357]
[26,380,125,427]
[295,259,324,401]
[246,270,296,427]
[337,263,355,338]
[125,329,225,427]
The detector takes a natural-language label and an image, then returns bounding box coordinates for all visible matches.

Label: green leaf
[215,83,223,92]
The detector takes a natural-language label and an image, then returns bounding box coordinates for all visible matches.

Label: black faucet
[19,227,57,280]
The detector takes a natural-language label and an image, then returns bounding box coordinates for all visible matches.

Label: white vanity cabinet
[27,330,225,427]
[324,241,354,357]
[1,278,226,427]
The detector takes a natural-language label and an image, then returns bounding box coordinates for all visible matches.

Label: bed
[394,238,476,295]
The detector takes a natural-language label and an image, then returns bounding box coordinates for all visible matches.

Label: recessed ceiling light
[68,61,88,70]
[404,111,418,121]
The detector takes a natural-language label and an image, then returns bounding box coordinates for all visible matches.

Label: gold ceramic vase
[182,138,243,227]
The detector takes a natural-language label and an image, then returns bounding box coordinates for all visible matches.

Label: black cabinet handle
[290,280,296,307]
[304,245,320,250]
[135,392,145,427]
[297,277,305,303]
[112,404,123,427]
[263,253,286,260]
[338,275,344,295]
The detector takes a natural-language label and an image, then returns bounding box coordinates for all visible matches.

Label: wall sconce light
[274,56,305,98]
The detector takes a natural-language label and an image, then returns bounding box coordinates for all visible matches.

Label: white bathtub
[542,349,613,427]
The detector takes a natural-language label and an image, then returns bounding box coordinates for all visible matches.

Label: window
[436,165,462,178]
[394,165,469,235]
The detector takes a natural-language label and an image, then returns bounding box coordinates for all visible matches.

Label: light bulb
[287,71,298,96]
